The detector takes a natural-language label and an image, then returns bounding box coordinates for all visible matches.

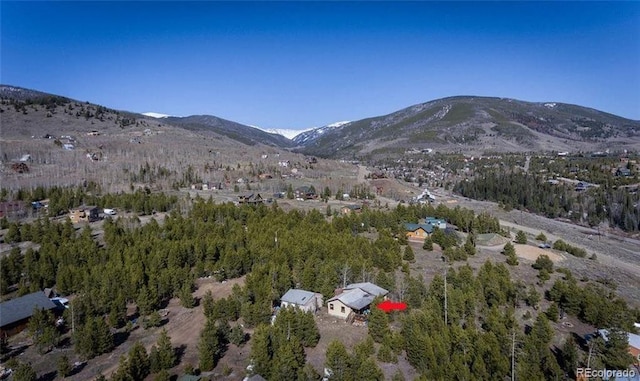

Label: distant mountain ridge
[162,115,294,148]
[0,85,293,148]
[294,96,640,158]
[3,85,639,156]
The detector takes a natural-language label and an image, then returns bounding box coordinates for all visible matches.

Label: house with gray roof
[280,289,323,313]
[0,291,57,337]
[327,282,388,320]
[344,282,388,298]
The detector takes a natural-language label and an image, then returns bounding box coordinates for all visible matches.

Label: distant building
[424,217,447,230]
[294,186,316,200]
[0,201,27,219]
[340,205,362,215]
[237,194,264,205]
[69,206,100,223]
[0,291,58,337]
[598,329,640,365]
[616,167,632,177]
[405,223,433,241]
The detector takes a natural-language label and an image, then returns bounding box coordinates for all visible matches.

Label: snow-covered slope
[292,121,351,145]
[254,127,311,140]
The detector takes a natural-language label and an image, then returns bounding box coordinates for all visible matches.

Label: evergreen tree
[600,329,635,369]
[502,242,515,256]
[545,303,559,322]
[502,242,518,265]
[532,255,554,273]
[525,286,540,309]
[229,325,247,346]
[559,337,578,378]
[156,329,176,370]
[198,319,223,371]
[463,235,476,256]
[249,324,273,379]
[57,355,72,378]
[354,356,384,381]
[12,362,37,381]
[150,329,176,373]
[403,245,415,261]
[27,307,59,353]
[368,303,390,343]
[4,223,21,243]
[154,370,171,381]
[127,341,150,381]
[377,341,397,363]
[271,337,306,381]
[179,282,195,308]
[325,340,352,381]
[110,355,132,381]
[515,230,527,244]
[422,237,433,251]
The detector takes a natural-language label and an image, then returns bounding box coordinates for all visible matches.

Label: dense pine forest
[455,171,640,232]
[1,191,639,379]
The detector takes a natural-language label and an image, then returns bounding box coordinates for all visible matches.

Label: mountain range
[2,85,639,158]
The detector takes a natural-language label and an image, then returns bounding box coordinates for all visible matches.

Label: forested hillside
[454,157,640,233]
[2,193,639,379]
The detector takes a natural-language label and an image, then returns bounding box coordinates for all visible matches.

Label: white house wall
[327,299,352,319]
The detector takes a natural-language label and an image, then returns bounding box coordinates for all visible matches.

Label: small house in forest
[237,194,265,205]
[340,205,362,215]
[294,186,316,200]
[69,206,100,223]
[405,223,434,241]
[0,291,58,337]
[327,282,388,320]
[280,289,323,313]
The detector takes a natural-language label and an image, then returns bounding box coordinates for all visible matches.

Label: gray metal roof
[281,289,316,306]
[344,282,388,297]
[328,288,374,311]
[630,332,640,350]
[598,329,640,350]
[0,291,57,327]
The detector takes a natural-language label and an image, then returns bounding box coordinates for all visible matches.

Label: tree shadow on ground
[175,344,187,364]
[113,331,130,348]
[38,370,56,381]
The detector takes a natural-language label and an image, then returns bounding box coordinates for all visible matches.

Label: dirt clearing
[514,244,565,263]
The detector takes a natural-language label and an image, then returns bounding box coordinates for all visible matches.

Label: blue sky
[2,2,639,130]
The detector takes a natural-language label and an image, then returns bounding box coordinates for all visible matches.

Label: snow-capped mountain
[142,112,172,119]
[292,121,351,145]
[269,129,313,140]
[251,121,350,141]
[249,126,312,140]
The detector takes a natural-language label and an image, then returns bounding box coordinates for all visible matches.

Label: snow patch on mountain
[142,112,172,119]
[326,121,351,128]
[292,121,351,145]
[267,129,313,140]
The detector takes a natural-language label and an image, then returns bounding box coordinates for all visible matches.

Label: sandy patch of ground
[514,244,565,263]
